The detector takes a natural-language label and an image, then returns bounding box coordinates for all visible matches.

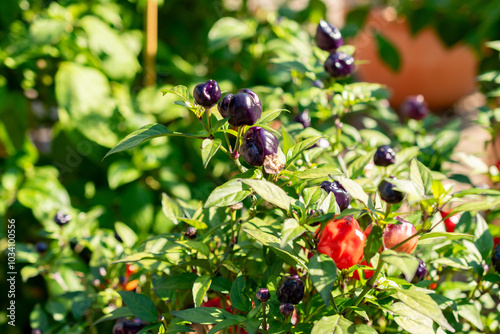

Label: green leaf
[293,167,342,180]
[115,222,138,248]
[474,213,493,261]
[153,273,198,291]
[451,199,500,215]
[175,240,210,257]
[364,225,383,262]
[431,257,471,270]
[208,316,245,334]
[392,302,438,334]
[317,192,340,215]
[104,123,200,159]
[334,176,369,205]
[374,32,401,72]
[457,302,484,330]
[280,218,306,248]
[177,218,208,230]
[118,292,158,323]
[309,254,337,306]
[201,138,221,169]
[160,85,192,104]
[355,324,378,334]
[230,276,252,312]
[92,307,134,327]
[395,289,455,332]
[243,228,306,268]
[208,17,257,51]
[108,160,141,189]
[486,41,500,51]
[385,177,424,200]
[241,179,291,211]
[285,137,323,168]
[381,250,419,281]
[409,159,433,196]
[204,179,252,208]
[311,315,355,334]
[137,324,161,334]
[258,109,288,125]
[418,232,474,242]
[193,276,212,308]
[303,187,323,208]
[161,193,181,225]
[171,307,229,324]
[245,318,262,334]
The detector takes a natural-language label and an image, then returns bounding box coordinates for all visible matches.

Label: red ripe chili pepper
[317,216,366,269]
[439,210,461,233]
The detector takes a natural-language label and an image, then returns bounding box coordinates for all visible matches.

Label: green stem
[219,145,245,173]
[468,273,484,300]
[344,260,384,317]
[234,126,244,153]
[262,302,268,334]
[384,204,392,220]
[206,106,212,133]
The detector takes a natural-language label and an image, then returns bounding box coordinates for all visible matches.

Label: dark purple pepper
[227,89,263,126]
[401,95,429,120]
[218,94,233,118]
[193,79,221,108]
[240,127,279,166]
[312,80,324,89]
[35,241,48,253]
[113,318,147,334]
[324,52,354,78]
[184,227,197,240]
[378,177,404,204]
[316,19,343,52]
[320,181,351,211]
[277,276,304,305]
[492,244,500,274]
[256,288,270,302]
[279,303,295,317]
[294,110,311,128]
[54,211,71,226]
[413,258,427,282]
[238,88,262,110]
[373,145,396,167]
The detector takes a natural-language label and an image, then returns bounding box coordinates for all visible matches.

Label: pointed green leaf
[118,292,158,322]
[230,276,252,312]
[204,179,252,208]
[309,254,337,306]
[285,137,323,168]
[280,218,305,248]
[241,179,291,211]
[104,123,202,159]
[201,138,221,169]
[193,276,212,307]
[381,250,419,281]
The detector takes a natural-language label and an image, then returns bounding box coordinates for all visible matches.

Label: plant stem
[234,126,244,153]
[206,106,212,133]
[262,302,268,334]
[384,204,392,220]
[219,145,245,173]
[344,260,384,317]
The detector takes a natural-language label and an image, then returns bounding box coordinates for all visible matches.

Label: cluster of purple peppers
[316,19,354,78]
[373,145,404,204]
[193,80,279,167]
[256,276,304,320]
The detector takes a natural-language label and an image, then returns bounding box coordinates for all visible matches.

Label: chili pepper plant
[13,16,500,334]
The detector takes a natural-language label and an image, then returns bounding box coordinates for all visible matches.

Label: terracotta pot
[350,8,478,110]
